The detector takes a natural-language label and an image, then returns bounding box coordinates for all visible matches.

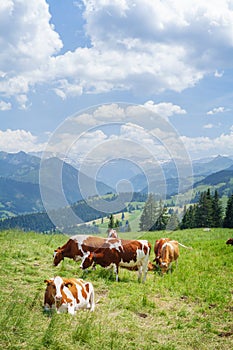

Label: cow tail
[178,242,193,250]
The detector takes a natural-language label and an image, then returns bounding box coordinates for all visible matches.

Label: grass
[0,228,232,349]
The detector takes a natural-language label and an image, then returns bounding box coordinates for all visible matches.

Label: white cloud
[207,106,226,115]
[214,70,224,78]
[0,129,46,153]
[143,100,186,119]
[2,1,233,103]
[181,128,233,158]
[0,100,11,111]
[203,123,214,129]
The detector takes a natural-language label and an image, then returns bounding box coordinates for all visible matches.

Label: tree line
[180,189,233,229]
[139,190,233,231]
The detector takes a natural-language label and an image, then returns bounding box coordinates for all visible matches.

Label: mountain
[0,151,40,183]
[128,155,233,196]
[0,151,113,217]
[0,177,43,217]
[193,167,233,196]
[192,155,233,176]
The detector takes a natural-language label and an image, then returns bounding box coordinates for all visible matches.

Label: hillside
[0,151,113,217]
[193,168,233,196]
[0,228,232,349]
[192,155,233,176]
[0,177,43,217]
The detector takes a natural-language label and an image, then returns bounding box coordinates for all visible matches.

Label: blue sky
[1,0,233,161]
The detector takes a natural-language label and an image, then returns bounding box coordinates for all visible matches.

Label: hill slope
[0,228,232,350]
[0,151,113,217]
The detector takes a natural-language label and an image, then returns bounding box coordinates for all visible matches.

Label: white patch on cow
[53,251,57,258]
[53,276,64,299]
[71,235,89,254]
[164,242,174,251]
[107,238,123,252]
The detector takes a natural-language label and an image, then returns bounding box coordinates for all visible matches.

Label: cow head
[44,276,66,303]
[160,262,168,274]
[80,252,94,270]
[226,238,233,245]
[53,248,64,266]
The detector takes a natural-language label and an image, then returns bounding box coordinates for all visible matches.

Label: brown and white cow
[44,276,95,314]
[153,238,171,265]
[159,240,180,274]
[226,238,233,245]
[154,238,192,268]
[107,229,118,238]
[53,235,109,266]
[80,238,151,282]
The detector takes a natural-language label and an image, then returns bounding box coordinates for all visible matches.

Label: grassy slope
[0,228,233,350]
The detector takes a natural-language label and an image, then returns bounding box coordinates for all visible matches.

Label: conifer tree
[212,190,222,227]
[223,194,233,228]
[139,193,159,231]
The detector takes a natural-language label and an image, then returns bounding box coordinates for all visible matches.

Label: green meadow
[0,228,232,350]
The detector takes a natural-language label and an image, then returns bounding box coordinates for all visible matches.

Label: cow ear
[64,281,73,288]
[44,279,50,284]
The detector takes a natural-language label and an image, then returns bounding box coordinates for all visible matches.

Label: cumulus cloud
[0,100,11,111]
[206,106,230,115]
[181,128,233,158]
[143,100,186,119]
[203,123,214,129]
[0,129,46,153]
[1,1,233,103]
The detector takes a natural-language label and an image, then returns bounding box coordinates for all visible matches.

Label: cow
[153,238,192,267]
[44,276,95,314]
[80,238,151,282]
[153,238,171,265]
[53,235,109,266]
[107,229,118,238]
[159,240,180,274]
[226,238,233,245]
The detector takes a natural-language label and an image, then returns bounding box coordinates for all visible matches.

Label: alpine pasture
[0,228,232,350]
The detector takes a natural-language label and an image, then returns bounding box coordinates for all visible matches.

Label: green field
[0,228,232,349]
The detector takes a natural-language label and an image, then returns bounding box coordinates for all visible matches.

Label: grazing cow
[159,240,180,274]
[153,238,192,266]
[226,238,233,245]
[44,276,95,314]
[53,235,109,266]
[153,238,171,265]
[107,229,118,238]
[80,238,151,282]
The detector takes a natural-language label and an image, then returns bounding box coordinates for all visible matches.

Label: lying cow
[226,238,233,245]
[44,276,95,314]
[53,235,109,266]
[80,238,151,282]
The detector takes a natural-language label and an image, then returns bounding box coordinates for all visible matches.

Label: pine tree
[166,212,180,231]
[223,194,233,228]
[151,200,169,231]
[212,190,222,227]
[195,189,213,227]
[108,214,115,229]
[139,193,159,231]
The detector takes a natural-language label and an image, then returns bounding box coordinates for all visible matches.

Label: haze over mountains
[0,151,233,219]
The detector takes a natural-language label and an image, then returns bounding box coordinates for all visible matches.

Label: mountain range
[0,151,233,219]
[0,151,113,218]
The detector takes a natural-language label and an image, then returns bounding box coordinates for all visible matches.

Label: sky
[1,0,233,162]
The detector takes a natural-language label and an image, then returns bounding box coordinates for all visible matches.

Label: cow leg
[137,265,143,282]
[113,264,119,282]
[89,290,95,312]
